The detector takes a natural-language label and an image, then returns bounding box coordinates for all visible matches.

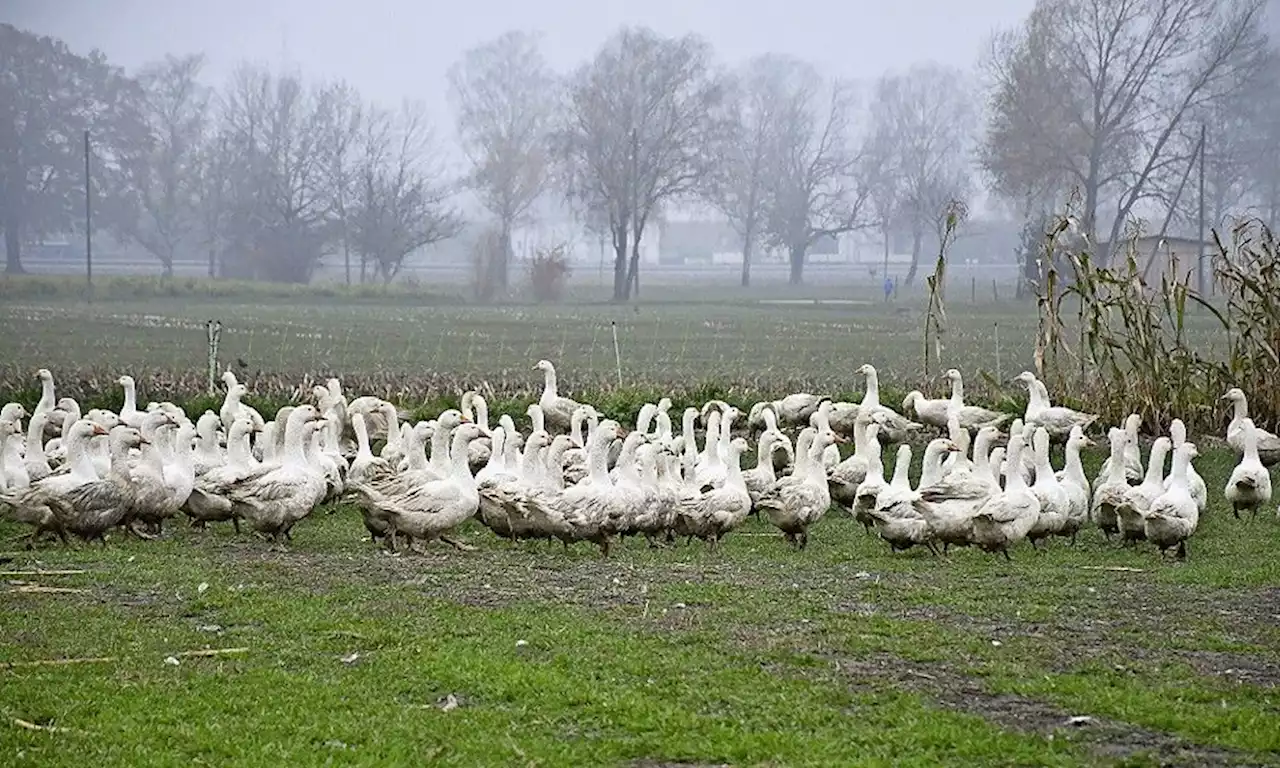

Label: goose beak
[138,437,150,446]
[92,424,109,436]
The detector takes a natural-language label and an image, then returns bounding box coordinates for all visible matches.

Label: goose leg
[1002,548,1012,562]
[1176,540,1187,561]
[440,534,476,552]
[232,517,241,535]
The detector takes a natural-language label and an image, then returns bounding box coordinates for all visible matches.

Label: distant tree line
[2,0,1277,298]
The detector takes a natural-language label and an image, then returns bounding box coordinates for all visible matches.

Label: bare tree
[982,0,1270,262]
[868,63,975,284]
[705,55,790,287]
[192,127,231,277]
[316,81,364,284]
[558,27,727,301]
[215,65,334,282]
[448,30,557,297]
[1246,60,1280,229]
[857,127,903,280]
[128,53,209,276]
[0,24,148,273]
[755,59,868,285]
[350,103,461,283]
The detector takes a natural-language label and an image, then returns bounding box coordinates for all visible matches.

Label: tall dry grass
[1031,215,1280,436]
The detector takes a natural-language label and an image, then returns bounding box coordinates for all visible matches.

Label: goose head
[656,397,672,415]
[69,419,108,441]
[110,425,146,451]
[534,359,554,373]
[1067,427,1093,451]
[1,403,27,424]
[943,368,962,383]
[1013,371,1038,388]
[118,374,135,389]
[856,363,875,377]
[37,368,52,384]
[1221,387,1246,404]
[436,409,465,431]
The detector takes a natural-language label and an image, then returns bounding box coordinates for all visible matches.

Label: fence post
[206,320,223,394]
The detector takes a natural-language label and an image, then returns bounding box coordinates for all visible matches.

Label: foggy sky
[5,0,1034,116]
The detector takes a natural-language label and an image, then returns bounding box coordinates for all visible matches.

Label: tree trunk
[493,222,512,293]
[343,240,351,285]
[627,234,642,299]
[739,238,752,288]
[4,219,23,274]
[882,225,890,278]
[788,242,806,285]
[1084,145,1103,265]
[905,227,923,285]
[611,224,629,302]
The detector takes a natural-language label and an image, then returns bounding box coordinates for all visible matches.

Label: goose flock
[0,361,1274,562]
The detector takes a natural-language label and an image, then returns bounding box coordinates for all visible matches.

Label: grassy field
[1,290,1276,765]
[0,448,1277,766]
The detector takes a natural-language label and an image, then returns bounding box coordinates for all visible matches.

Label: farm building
[1097,235,1216,289]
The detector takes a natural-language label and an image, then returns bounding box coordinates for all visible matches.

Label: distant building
[1097,235,1214,288]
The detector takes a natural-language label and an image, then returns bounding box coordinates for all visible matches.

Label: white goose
[1222,388,1280,467]
[1055,426,1092,544]
[869,439,957,554]
[942,369,1011,431]
[224,406,327,544]
[1090,427,1130,540]
[856,364,924,444]
[1096,413,1142,486]
[1025,427,1068,549]
[1116,436,1171,546]
[756,427,836,549]
[1144,441,1200,560]
[118,375,146,428]
[1224,417,1272,520]
[1165,419,1206,513]
[534,359,584,433]
[360,422,484,553]
[1015,371,1098,440]
[970,432,1040,560]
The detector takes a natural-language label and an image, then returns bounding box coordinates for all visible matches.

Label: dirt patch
[1180,650,1280,689]
[828,652,1268,767]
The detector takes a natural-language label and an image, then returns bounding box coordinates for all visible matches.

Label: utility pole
[1197,123,1207,294]
[84,129,93,301]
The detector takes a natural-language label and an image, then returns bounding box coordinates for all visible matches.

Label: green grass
[1,292,1275,764]
[1,446,1278,766]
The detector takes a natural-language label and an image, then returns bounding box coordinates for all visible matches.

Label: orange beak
[92,424,109,436]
